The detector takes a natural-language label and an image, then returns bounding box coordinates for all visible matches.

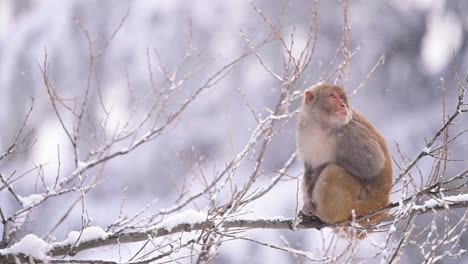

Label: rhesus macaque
[296,84,392,229]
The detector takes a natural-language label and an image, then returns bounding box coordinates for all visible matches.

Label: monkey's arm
[303,163,329,193]
[301,163,329,216]
[335,111,386,181]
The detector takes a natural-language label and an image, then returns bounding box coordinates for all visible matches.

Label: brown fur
[297,84,392,235]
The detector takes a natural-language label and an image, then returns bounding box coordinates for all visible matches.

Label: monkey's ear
[304,90,314,104]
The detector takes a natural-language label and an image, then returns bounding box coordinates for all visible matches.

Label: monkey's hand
[301,201,317,217]
[298,211,326,228]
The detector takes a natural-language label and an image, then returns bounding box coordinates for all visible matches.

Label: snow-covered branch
[2,193,468,263]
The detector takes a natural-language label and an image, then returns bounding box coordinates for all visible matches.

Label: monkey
[296,84,392,232]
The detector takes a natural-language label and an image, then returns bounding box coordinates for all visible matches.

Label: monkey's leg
[301,165,316,216]
[301,163,329,216]
[312,163,370,224]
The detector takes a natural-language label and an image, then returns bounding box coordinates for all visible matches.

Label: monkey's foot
[301,203,317,217]
[298,213,326,229]
[298,211,322,221]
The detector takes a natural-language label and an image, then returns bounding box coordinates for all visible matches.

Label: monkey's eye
[339,94,345,100]
[329,93,337,99]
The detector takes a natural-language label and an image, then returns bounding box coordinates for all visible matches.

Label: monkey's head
[301,84,352,128]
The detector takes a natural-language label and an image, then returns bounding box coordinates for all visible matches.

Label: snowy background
[0,0,467,263]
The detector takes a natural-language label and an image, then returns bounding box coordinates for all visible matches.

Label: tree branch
[2,198,468,263]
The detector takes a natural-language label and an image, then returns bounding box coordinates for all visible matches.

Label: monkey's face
[302,85,352,128]
[323,90,350,126]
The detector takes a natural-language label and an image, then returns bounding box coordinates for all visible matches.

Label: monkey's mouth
[335,110,349,117]
[334,110,351,125]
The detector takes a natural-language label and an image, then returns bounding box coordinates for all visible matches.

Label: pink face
[327,91,349,118]
[303,87,351,127]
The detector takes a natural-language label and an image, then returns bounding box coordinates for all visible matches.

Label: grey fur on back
[335,111,385,182]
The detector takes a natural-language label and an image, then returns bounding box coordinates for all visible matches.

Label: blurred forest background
[0,0,467,263]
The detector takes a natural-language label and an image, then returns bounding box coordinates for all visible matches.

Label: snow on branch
[46,212,324,258]
[0,213,324,262]
[0,234,51,261]
[2,194,468,263]
[63,226,109,247]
